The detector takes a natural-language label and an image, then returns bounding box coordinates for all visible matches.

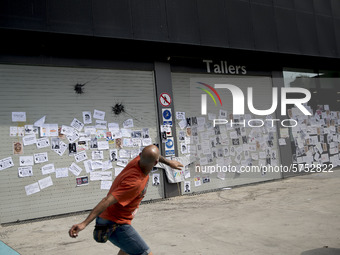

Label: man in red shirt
[69,145,183,255]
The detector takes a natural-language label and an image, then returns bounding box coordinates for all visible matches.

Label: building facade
[0,0,339,223]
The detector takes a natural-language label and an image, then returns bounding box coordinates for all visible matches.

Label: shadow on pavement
[301,247,340,255]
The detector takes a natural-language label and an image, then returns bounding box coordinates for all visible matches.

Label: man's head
[139,145,160,173]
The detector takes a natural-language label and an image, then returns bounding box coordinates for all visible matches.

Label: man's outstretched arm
[159,155,183,170]
[68,194,117,238]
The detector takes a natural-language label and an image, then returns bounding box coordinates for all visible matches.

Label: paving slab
[1,170,339,255]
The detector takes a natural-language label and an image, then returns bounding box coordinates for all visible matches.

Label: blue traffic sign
[163,109,172,120]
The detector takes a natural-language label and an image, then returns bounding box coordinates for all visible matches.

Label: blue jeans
[95,217,151,255]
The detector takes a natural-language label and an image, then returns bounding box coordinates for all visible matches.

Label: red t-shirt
[99,156,149,224]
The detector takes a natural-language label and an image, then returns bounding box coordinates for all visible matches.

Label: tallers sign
[203,60,247,75]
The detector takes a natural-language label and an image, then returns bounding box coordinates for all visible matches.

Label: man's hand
[69,222,86,238]
[159,155,184,170]
[168,160,183,170]
[67,194,117,239]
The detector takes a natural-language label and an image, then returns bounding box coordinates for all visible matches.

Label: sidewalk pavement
[1,170,340,255]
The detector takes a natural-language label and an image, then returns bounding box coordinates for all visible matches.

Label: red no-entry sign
[159,93,172,107]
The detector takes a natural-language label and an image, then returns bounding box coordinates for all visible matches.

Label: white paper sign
[34,116,45,127]
[90,171,112,181]
[83,160,93,173]
[79,133,91,142]
[38,176,53,190]
[117,159,128,167]
[321,154,330,163]
[18,166,33,177]
[194,177,201,187]
[184,181,191,192]
[17,127,25,137]
[184,169,191,179]
[176,112,185,120]
[40,124,58,137]
[61,125,74,136]
[92,151,104,160]
[97,141,109,150]
[25,182,40,196]
[123,119,134,128]
[56,167,68,178]
[34,152,48,164]
[84,126,96,135]
[123,138,133,148]
[66,131,79,143]
[91,160,103,170]
[110,149,118,162]
[69,163,83,176]
[119,149,131,158]
[23,134,37,146]
[19,156,34,166]
[108,122,119,131]
[121,128,132,137]
[152,173,160,186]
[0,157,14,171]
[36,137,50,149]
[71,118,84,131]
[10,126,18,136]
[102,160,113,171]
[178,119,187,130]
[142,138,152,146]
[112,130,122,138]
[95,120,107,130]
[12,112,26,122]
[83,111,92,124]
[93,109,105,120]
[130,149,139,159]
[75,151,88,162]
[54,141,68,156]
[24,125,38,135]
[41,163,55,175]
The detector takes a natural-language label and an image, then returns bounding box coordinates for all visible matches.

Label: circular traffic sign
[165,139,173,148]
[162,109,172,120]
[159,93,172,107]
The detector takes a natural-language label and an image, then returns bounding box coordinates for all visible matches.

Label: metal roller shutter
[171,73,282,194]
[0,64,162,223]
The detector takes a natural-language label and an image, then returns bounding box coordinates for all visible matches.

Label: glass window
[283,68,318,89]
[282,68,340,169]
[282,68,319,149]
[318,70,340,89]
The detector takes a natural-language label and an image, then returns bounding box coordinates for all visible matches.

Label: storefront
[170,61,282,194]
[282,68,340,177]
[0,63,164,223]
[0,0,339,223]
